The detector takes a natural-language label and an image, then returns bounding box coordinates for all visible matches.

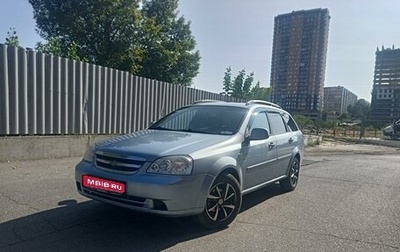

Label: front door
[240,110,277,190]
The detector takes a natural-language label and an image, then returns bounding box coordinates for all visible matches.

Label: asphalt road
[0,141,399,252]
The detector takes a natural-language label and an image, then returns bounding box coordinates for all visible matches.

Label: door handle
[288,138,294,143]
[268,142,276,148]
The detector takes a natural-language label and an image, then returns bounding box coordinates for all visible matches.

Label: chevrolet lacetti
[75,100,304,229]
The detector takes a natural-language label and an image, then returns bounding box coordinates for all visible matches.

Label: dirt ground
[306,138,400,155]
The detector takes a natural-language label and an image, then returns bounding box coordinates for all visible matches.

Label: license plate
[82,175,126,194]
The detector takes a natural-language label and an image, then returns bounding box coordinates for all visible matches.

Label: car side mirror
[248,128,270,141]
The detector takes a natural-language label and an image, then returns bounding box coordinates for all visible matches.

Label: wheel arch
[217,167,240,185]
[208,156,243,185]
[285,149,302,177]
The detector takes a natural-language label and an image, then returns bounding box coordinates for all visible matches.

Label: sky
[1,0,400,102]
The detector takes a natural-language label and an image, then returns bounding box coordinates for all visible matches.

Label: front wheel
[195,173,242,229]
[280,157,300,192]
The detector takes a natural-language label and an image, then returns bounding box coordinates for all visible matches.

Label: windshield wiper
[150,127,216,134]
[149,126,174,131]
[182,128,215,134]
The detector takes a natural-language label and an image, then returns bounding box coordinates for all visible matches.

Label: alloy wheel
[205,182,237,222]
[290,159,300,187]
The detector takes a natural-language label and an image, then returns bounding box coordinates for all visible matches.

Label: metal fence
[0,44,239,136]
[302,128,385,139]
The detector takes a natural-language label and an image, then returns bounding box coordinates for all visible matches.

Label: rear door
[267,111,296,177]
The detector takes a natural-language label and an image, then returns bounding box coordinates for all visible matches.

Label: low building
[324,86,357,121]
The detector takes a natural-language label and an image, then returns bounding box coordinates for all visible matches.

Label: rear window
[282,113,299,132]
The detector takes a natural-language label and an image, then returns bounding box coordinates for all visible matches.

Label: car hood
[94,129,232,161]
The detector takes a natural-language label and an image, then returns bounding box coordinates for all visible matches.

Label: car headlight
[83,145,95,163]
[147,156,193,175]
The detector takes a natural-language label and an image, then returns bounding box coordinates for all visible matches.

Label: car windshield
[149,106,247,135]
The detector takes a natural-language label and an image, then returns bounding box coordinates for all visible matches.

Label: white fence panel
[0,44,241,136]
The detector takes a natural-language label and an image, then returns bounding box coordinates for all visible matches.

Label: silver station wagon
[75,100,304,229]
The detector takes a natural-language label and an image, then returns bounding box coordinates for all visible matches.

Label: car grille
[82,187,147,207]
[95,151,146,173]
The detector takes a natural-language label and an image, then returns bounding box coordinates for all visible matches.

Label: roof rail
[246,100,282,109]
[193,99,222,104]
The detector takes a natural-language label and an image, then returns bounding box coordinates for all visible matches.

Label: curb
[0,135,115,163]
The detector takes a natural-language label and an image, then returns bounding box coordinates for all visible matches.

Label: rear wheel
[280,157,300,192]
[196,173,241,229]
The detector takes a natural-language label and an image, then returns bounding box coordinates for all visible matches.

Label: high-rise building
[370,46,400,126]
[270,8,330,118]
[324,86,357,121]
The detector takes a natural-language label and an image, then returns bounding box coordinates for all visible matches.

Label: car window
[149,106,247,135]
[282,113,299,132]
[156,108,196,130]
[267,112,287,135]
[248,111,270,133]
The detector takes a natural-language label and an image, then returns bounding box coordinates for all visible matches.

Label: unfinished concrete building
[270,8,330,118]
[370,46,400,126]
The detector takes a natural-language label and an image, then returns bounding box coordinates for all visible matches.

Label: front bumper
[75,160,214,217]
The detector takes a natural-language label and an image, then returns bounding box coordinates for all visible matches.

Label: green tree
[29,0,200,86]
[66,41,87,61]
[232,69,246,98]
[337,113,348,123]
[250,82,270,101]
[222,67,269,100]
[347,99,370,120]
[223,68,254,99]
[222,67,232,96]
[293,115,314,129]
[347,99,371,138]
[35,37,62,56]
[136,0,200,85]
[5,27,20,47]
[30,0,141,68]
[36,37,87,61]
[242,71,253,99]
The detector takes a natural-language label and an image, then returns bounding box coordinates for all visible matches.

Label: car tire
[195,173,242,229]
[280,157,300,192]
